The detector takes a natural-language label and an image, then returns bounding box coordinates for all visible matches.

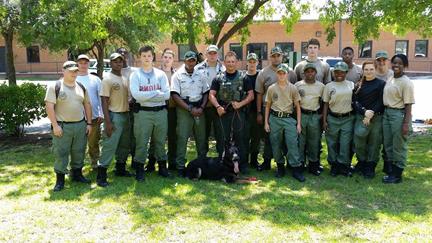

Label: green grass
[0,134,431,241]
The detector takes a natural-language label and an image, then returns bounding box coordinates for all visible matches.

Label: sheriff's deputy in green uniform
[382,54,414,184]
[130,45,171,181]
[322,62,355,177]
[171,51,209,176]
[264,64,305,182]
[45,61,93,192]
[96,53,133,187]
[209,51,254,173]
[295,63,325,176]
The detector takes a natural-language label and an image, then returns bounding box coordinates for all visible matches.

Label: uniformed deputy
[352,61,385,179]
[171,51,209,176]
[130,45,171,181]
[322,62,355,177]
[195,45,226,157]
[382,54,414,184]
[264,64,305,182]
[255,46,297,171]
[295,63,325,176]
[243,53,261,168]
[45,61,93,191]
[96,53,133,187]
[209,51,254,173]
[294,38,331,84]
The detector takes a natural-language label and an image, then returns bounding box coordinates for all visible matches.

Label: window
[395,40,409,56]
[229,43,243,60]
[415,40,428,58]
[178,44,190,61]
[275,42,294,54]
[358,41,372,58]
[246,43,268,60]
[301,42,308,57]
[26,46,40,63]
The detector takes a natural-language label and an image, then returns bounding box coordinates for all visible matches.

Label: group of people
[45,38,414,191]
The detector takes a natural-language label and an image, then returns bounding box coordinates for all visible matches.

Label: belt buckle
[278,111,283,118]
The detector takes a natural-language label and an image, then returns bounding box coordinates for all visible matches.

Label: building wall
[1,20,431,73]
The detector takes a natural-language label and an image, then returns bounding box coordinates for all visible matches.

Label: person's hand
[364,110,374,119]
[402,122,409,136]
[257,112,263,125]
[363,117,371,126]
[105,121,114,137]
[86,124,92,136]
[96,117,103,124]
[52,124,63,137]
[191,107,202,117]
[264,123,270,133]
[322,121,328,132]
[297,123,302,134]
[216,106,226,117]
[232,101,242,110]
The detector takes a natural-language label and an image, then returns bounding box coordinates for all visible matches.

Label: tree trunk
[3,30,16,86]
[95,40,106,79]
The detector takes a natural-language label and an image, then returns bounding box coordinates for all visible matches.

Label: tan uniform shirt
[100,72,129,112]
[171,65,209,102]
[255,65,297,101]
[265,82,300,114]
[383,75,415,109]
[45,81,90,122]
[345,64,363,83]
[295,80,325,111]
[323,80,354,113]
[294,59,331,84]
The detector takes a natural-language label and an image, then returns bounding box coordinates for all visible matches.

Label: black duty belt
[138,105,167,111]
[270,109,291,118]
[329,111,352,118]
[301,108,320,114]
[57,118,85,124]
[385,107,405,110]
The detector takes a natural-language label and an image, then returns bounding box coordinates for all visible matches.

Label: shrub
[0,83,47,136]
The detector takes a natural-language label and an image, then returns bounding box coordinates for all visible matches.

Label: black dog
[185,141,240,183]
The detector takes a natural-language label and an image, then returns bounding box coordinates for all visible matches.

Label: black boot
[131,159,138,170]
[330,162,338,177]
[308,161,321,176]
[338,164,353,177]
[135,163,145,182]
[145,156,156,172]
[114,162,133,177]
[53,173,65,192]
[71,167,91,183]
[351,161,366,174]
[258,158,271,171]
[250,153,259,168]
[96,166,109,187]
[382,160,392,175]
[158,161,171,177]
[168,162,177,171]
[178,168,185,178]
[383,164,403,184]
[363,162,377,179]
[275,163,285,178]
[292,166,306,182]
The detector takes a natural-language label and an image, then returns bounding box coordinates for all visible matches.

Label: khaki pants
[87,118,101,166]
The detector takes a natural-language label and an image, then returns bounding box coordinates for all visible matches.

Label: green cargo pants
[52,120,87,174]
[98,112,130,168]
[134,109,168,164]
[383,108,411,169]
[299,112,321,163]
[325,114,354,165]
[269,114,301,167]
[354,114,382,163]
[148,107,177,166]
[176,108,207,169]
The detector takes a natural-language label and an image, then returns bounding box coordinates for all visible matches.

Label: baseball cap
[63,61,79,71]
[333,61,349,72]
[303,63,317,72]
[276,63,289,73]
[109,52,124,61]
[206,45,219,53]
[77,54,90,62]
[270,46,283,56]
[375,50,388,60]
[184,51,197,60]
[246,53,258,61]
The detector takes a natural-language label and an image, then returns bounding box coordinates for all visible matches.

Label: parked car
[88,59,111,75]
[319,57,342,68]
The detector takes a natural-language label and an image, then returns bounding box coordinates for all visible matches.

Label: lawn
[0,132,431,242]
